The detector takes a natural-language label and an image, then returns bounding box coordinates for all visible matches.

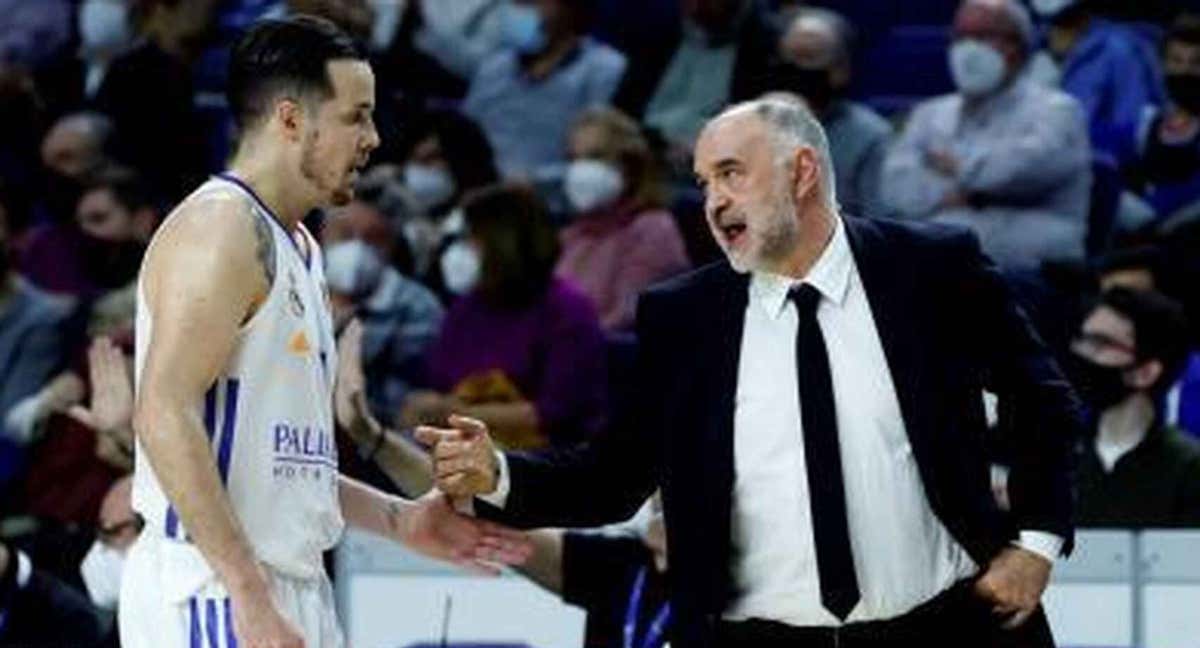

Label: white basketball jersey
[132,175,343,594]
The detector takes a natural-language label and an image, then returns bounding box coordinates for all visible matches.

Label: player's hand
[230,571,305,648]
[390,490,531,575]
[414,415,499,497]
[973,546,1052,629]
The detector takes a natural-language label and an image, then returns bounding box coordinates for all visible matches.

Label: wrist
[386,497,412,540]
[224,564,270,601]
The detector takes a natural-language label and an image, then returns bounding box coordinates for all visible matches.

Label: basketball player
[120,16,529,648]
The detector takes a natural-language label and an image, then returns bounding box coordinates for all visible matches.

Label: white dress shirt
[484,217,1062,625]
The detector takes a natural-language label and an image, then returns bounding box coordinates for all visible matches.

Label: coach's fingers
[434,440,471,460]
[447,415,489,439]
[414,425,464,448]
[435,458,473,479]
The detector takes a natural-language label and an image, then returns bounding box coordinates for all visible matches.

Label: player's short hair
[227,14,366,131]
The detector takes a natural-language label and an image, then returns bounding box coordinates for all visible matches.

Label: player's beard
[300,129,354,207]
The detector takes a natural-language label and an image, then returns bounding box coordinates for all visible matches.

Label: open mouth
[720,223,747,246]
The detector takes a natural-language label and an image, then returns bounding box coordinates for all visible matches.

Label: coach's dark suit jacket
[480,217,1082,648]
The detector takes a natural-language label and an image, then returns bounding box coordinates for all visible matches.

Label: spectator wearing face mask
[79,476,139,611]
[1031,0,1165,157]
[1119,14,1200,224]
[391,109,500,283]
[324,238,443,423]
[408,184,607,448]
[19,165,155,300]
[1068,287,1200,527]
[1093,242,1200,440]
[773,7,892,220]
[555,107,689,332]
[882,0,1091,270]
[462,0,627,178]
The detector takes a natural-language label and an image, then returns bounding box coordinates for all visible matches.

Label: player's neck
[225,156,311,231]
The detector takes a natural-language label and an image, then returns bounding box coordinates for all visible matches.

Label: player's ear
[275,97,306,143]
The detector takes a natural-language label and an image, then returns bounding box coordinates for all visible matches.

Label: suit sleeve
[475,292,668,528]
[948,231,1083,553]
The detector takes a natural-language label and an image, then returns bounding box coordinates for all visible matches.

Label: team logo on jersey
[288,330,311,355]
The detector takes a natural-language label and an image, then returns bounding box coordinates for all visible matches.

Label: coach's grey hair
[712,96,840,212]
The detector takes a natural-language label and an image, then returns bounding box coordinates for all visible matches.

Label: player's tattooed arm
[250,212,276,287]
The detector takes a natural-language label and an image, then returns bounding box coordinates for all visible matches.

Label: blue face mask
[501,4,547,55]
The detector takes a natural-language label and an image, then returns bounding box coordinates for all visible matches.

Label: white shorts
[119,535,343,648]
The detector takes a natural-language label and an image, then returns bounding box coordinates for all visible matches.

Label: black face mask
[767,63,836,114]
[1067,355,1134,413]
[78,231,143,290]
[41,172,84,222]
[1141,112,1200,184]
[1167,73,1200,116]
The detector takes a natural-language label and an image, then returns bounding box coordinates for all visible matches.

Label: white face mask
[500,3,547,55]
[403,164,457,213]
[80,540,125,610]
[1031,0,1079,18]
[949,39,1008,97]
[440,239,481,296]
[324,239,385,299]
[564,159,625,214]
[79,0,132,58]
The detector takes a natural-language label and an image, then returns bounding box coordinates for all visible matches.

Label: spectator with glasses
[1069,287,1200,527]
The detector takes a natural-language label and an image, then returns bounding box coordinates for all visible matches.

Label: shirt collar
[749,216,852,320]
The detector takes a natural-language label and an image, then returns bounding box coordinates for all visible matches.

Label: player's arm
[133,194,300,643]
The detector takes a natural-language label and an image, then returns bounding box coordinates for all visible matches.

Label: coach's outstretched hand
[391,490,530,574]
[414,416,500,497]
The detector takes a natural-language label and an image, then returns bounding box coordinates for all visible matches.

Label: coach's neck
[227,144,312,231]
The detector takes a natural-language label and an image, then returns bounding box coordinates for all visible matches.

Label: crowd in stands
[1,0,1200,646]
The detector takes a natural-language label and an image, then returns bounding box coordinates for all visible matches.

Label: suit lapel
[843,219,935,464]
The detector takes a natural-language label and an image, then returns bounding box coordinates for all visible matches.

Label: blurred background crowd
[1,0,1200,646]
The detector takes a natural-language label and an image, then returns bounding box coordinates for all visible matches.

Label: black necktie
[789,284,860,620]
